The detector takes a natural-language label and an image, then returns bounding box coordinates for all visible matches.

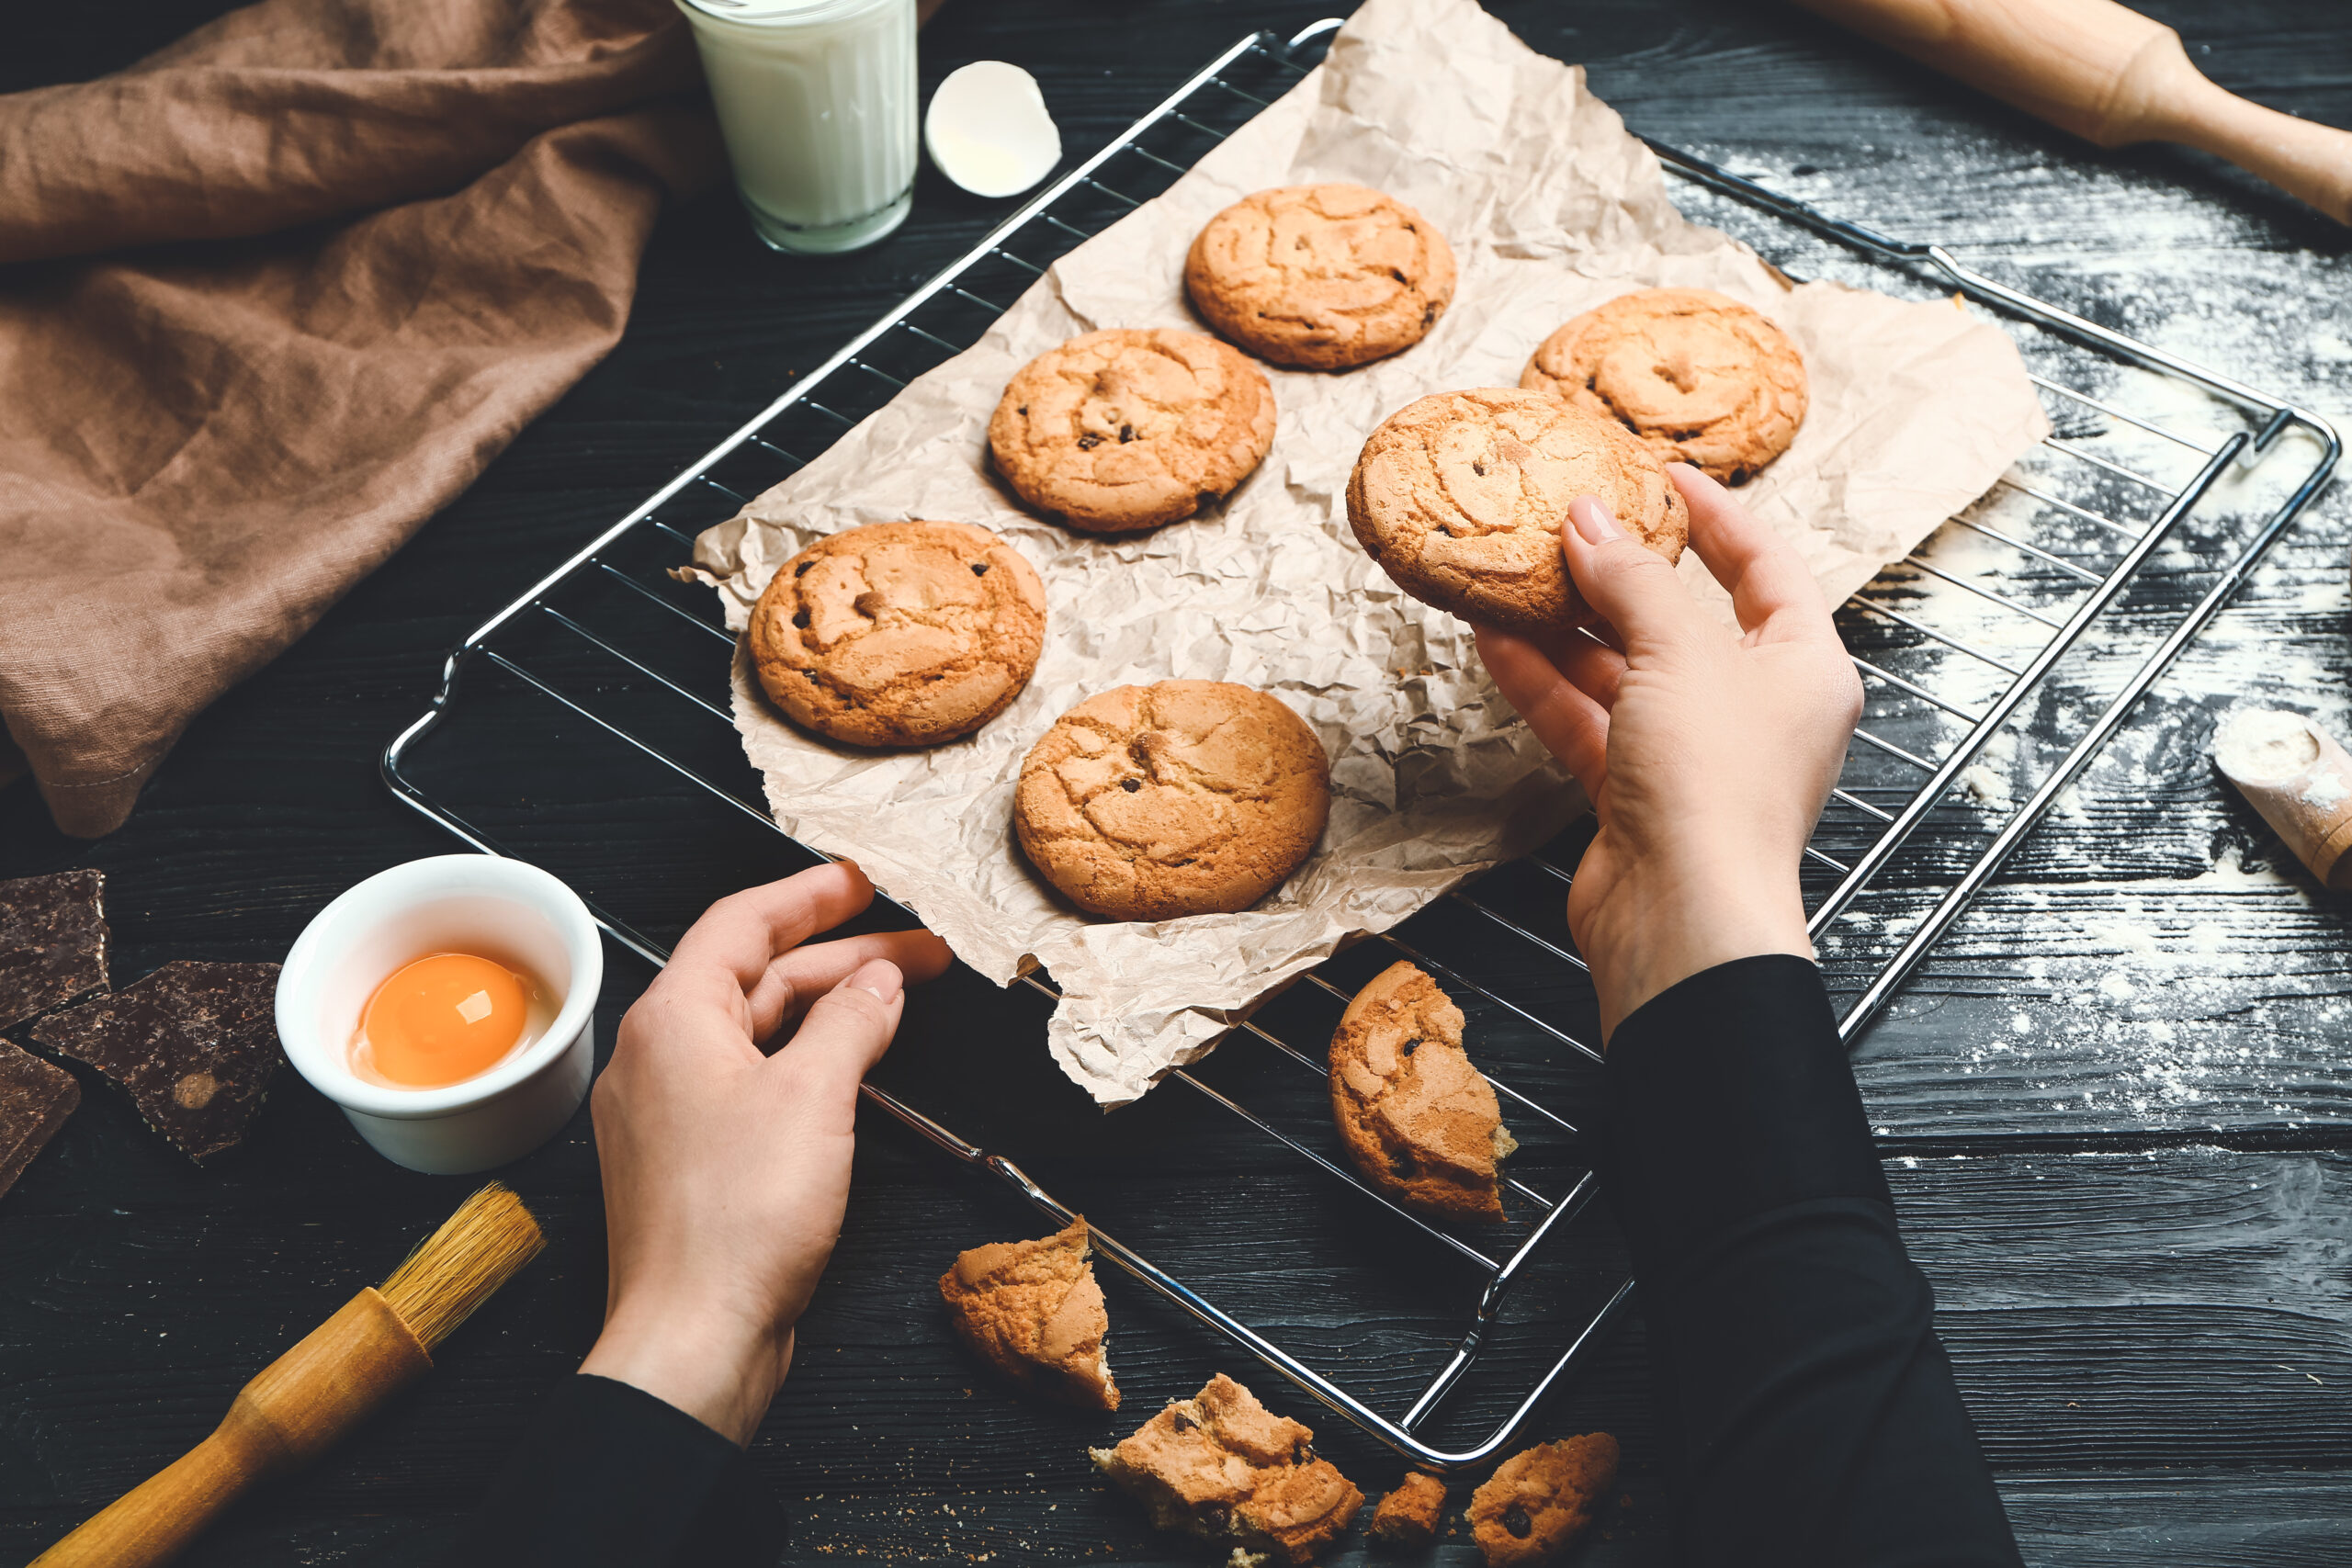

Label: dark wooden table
[7,2,2352,1562]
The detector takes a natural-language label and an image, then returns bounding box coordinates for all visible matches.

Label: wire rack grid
[381,20,2338,1470]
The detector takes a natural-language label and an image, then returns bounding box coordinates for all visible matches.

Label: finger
[1558,497,1704,655]
[769,958,905,1103]
[1553,627,1628,711]
[743,928,954,1044]
[1475,624,1611,797]
[1670,465,1837,643]
[661,863,877,1009]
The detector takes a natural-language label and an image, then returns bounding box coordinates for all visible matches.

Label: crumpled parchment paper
[687,0,2050,1107]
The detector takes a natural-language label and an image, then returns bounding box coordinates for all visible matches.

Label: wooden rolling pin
[2212,707,2352,890]
[34,1185,545,1568]
[1792,0,2352,224]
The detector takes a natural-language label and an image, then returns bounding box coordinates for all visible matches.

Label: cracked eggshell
[924,61,1061,199]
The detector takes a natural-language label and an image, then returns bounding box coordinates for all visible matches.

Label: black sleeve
[441,1373,786,1568]
[1599,953,2021,1568]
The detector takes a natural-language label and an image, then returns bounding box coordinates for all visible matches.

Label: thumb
[1559,496,1697,652]
[769,958,904,1106]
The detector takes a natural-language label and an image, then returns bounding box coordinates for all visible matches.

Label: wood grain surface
[5,2,2351,1563]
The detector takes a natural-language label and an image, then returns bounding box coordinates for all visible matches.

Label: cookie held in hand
[1328,961,1516,1224]
[938,1216,1121,1411]
[1522,288,1806,484]
[1467,1434,1619,1567]
[748,521,1046,749]
[1185,183,1456,370]
[1090,1372,1363,1566]
[1346,388,1688,634]
[988,328,1277,533]
[1014,681,1330,923]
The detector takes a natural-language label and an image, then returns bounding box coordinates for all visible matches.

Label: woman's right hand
[1476,464,1861,1043]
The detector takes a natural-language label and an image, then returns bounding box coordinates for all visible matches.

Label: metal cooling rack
[382,19,2339,1469]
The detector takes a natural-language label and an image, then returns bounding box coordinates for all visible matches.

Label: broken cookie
[1328,961,1517,1224]
[1091,1372,1362,1565]
[31,961,280,1164]
[1366,1471,1447,1551]
[0,1038,79,1201]
[0,869,108,1035]
[939,1216,1121,1411]
[1467,1434,1618,1566]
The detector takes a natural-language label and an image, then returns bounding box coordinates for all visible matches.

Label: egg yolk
[357,953,530,1088]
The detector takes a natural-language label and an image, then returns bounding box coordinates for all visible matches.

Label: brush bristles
[379,1183,547,1350]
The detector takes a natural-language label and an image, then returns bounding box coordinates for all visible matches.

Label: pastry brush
[33,1182,546,1568]
[1793,0,2352,224]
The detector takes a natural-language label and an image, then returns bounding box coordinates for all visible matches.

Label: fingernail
[1567,497,1623,544]
[846,959,901,1004]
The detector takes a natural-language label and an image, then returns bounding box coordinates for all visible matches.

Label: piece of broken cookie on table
[939,1216,1120,1410]
[1467,1433,1618,1567]
[1365,1471,1447,1551]
[1092,1373,1362,1566]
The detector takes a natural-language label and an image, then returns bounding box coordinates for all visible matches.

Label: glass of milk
[675,0,918,255]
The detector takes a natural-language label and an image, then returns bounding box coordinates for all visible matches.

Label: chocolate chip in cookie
[1013,681,1329,923]
[1346,387,1688,634]
[987,329,1277,534]
[1185,184,1456,370]
[748,521,1046,749]
[1328,961,1516,1224]
[1522,288,1806,485]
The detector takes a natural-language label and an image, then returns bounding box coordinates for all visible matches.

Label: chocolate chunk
[31,961,279,1164]
[0,1038,78,1200]
[0,869,108,1035]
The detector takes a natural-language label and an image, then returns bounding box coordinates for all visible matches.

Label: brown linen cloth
[0,0,723,836]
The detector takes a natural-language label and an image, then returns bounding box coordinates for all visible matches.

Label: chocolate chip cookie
[747,521,1046,749]
[1328,961,1516,1224]
[1467,1435,1619,1567]
[1521,288,1807,484]
[1013,681,1329,922]
[1346,388,1688,634]
[987,328,1278,533]
[1185,183,1457,370]
[938,1216,1120,1411]
[1090,1372,1363,1566]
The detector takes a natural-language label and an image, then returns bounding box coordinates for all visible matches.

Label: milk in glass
[675,0,918,254]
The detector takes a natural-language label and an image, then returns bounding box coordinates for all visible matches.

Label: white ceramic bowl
[277,855,604,1174]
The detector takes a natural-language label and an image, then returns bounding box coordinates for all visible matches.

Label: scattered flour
[1961,763,2013,809]
[1678,136,2352,1130]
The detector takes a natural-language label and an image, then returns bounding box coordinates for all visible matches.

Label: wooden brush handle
[1792,0,2352,222]
[34,1290,431,1568]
